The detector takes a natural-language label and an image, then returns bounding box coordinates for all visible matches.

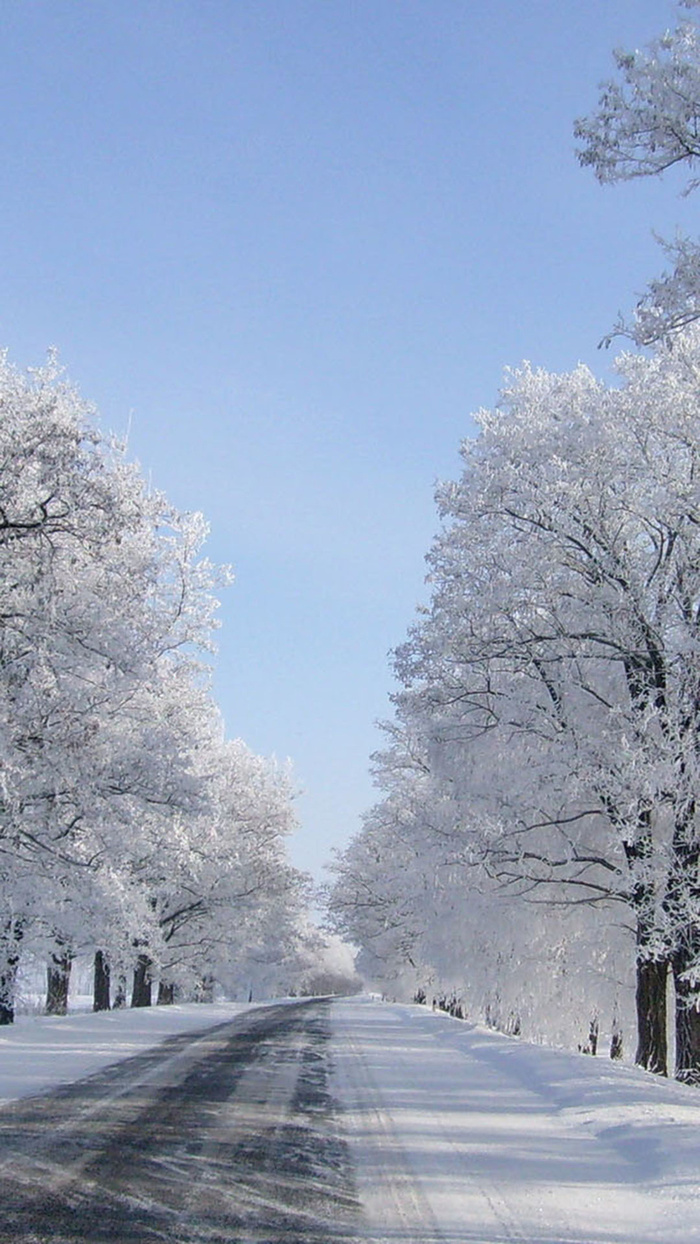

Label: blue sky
[0,0,690,881]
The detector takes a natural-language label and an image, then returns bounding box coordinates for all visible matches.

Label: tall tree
[576,0,700,343]
[0,355,225,1015]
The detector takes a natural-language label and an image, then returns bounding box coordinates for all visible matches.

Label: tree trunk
[673,991,700,1083]
[665,807,700,1082]
[196,974,214,1003]
[635,956,668,1075]
[672,939,700,1083]
[131,954,152,1007]
[621,806,668,1074]
[585,1015,598,1055]
[157,980,175,1005]
[0,920,23,1025]
[0,975,16,1026]
[93,950,111,1012]
[45,946,73,1016]
[610,1010,623,1060]
[627,810,668,1076]
[113,974,127,1009]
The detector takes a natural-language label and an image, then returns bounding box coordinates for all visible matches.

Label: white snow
[331,997,700,1243]
[0,1001,250,1104]
[2,995,700,1241]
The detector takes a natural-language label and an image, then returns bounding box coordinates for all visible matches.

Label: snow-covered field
[2,996,700,1242]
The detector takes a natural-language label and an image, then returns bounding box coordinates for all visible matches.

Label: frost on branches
[329,329,700,1081]
[0,354,311,1021]
[576,1,700,344]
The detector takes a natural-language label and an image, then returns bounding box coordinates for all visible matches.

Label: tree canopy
[329,329,700,1079]
[576,0,700,343]
[0,353,314,1019]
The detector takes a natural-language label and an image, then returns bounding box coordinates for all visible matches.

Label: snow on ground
[3,994,700,1241]
[331,996,700,1243]
[0,1001,252,1104]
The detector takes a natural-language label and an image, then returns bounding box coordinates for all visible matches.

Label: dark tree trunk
[673,987,700,1083]
[623,806,668,1076]
[113,974,127,1009]
[610,1012,623,1060]
[45,946,73,1016]
[0,979,15,1026]
[131,954,152,1007]
[157,981,175,1005]
[635,956,668,1075]
[0,920,23,1026]
[665,802,700,1083]
[672,934,700,1083]
[93,950,111,1012]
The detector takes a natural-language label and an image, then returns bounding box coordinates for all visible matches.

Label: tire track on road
[0,999,360,1244]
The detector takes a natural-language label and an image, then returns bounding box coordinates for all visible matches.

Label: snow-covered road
[332,997,700,1243]
[1,997,700,1241]
[0,1000,355,1242]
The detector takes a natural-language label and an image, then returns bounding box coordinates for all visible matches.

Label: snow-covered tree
[332,330,700,1080]
[0,353,311,1020]
[576,1,700,343]
[0,353,230,1012]
[152,728,309,1002]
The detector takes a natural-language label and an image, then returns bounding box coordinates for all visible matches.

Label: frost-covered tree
[0,354,229,1016]
[332,330,700,1080]
[576,1,700,343]
[152,729,309,1002]
[0,354,310,1020]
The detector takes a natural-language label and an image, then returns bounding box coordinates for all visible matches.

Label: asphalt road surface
[0,999,359,1244]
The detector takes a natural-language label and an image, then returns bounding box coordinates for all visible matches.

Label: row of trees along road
[330,1,700,1082]
[0,353,312,1022]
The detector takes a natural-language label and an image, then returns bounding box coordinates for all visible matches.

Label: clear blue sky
[0,1,690,881]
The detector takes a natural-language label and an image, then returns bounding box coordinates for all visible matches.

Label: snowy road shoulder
[331,997,700,1244]
[0,1002,254,1104]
